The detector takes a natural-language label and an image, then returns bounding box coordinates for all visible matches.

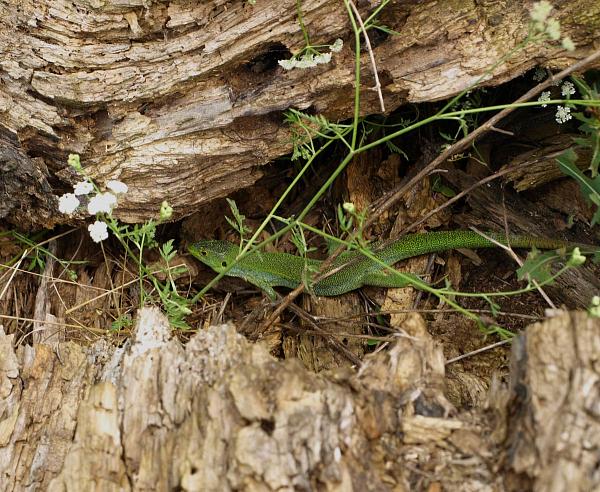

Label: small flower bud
[160,201,173,220]
[342,202,355,214]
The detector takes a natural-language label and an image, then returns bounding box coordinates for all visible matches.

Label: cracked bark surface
[1,0,599,226]
[1,308,599,490]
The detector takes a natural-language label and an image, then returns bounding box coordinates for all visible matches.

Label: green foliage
[570,75,600,176]
[225,198,253,246]
[116,219,192,329]
[557,148,600,225]
[57,154,192,330]
[10,231,84,281]
[192,1,600,338]
[517,249,559,285]
[111,313,133,331]
[284,109,352,161]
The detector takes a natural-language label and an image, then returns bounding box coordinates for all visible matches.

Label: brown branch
[366,48,600,231]
[262,49,600,331]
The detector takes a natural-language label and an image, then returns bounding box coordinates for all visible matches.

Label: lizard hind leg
[251,279,279,301]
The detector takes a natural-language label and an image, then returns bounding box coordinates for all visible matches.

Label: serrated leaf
[160,239,177,261]
[385,140,409,159]
[224,215,238,230]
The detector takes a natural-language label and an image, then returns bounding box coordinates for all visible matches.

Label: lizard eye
[221,261,228,267]
[200,250,207,256]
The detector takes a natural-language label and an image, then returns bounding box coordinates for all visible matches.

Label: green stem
[296,0,310,47]
[343,0,362,150]
[357,99,597,154]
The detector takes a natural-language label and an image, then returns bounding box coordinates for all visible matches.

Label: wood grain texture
[1,0,599,225]
[504,311,600,491]
[1,307,599,489]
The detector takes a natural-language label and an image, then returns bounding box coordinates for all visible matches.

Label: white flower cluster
[561,81,575,97]
[87,192,118,215]
[555,106,572,124]
[537,81,576,124]
[58,172,129,243]
[278,38,343,71]
[88,220,109,243]
[538,91,551,107]
[530,1,575,51]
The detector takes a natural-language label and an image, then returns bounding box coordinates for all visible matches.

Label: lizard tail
[380,230,597,264]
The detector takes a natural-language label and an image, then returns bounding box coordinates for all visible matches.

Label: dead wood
[1,0,599,226]
[445,168,600,308]
[502,311,600,491]
[0,307,597,490]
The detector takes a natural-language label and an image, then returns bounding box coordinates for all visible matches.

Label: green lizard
[189,231,591,299]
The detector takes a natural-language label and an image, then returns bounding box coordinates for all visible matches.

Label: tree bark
[1,0,599,227]
[1,307,598,490]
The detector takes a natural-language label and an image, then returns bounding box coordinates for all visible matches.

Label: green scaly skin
[189,231,589,299]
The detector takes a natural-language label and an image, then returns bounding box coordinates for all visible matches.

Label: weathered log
[502,311,600,491]
[1,307,599,490]
[1,0,599,226]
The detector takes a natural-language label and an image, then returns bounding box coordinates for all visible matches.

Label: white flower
[58,193,80,215]
[278,59,297,70]
[555,106,572,124]
[73,180,94,196]
[87,192,117,215]
[107,180,128,194]
[545,18,561,40]
[538,91,551,107]
[330,38,343,53]
[561,81,575,97]
[296,54,317,69]
[279,49,334,71]
[530,1,552,23]
[88,220,109,243]
[562,37,575,52]
[314,52,332,65]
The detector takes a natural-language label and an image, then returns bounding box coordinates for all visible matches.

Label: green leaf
[111,313,132,331]
[482,295,501,317]
[557,148,600,225]
[432,176,457,198]
[225,198,252,238]
[385,139,408,159]
[517,249,557,285]
[160,240,177,262]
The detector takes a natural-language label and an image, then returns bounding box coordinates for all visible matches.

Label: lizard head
[188,240,239,273]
